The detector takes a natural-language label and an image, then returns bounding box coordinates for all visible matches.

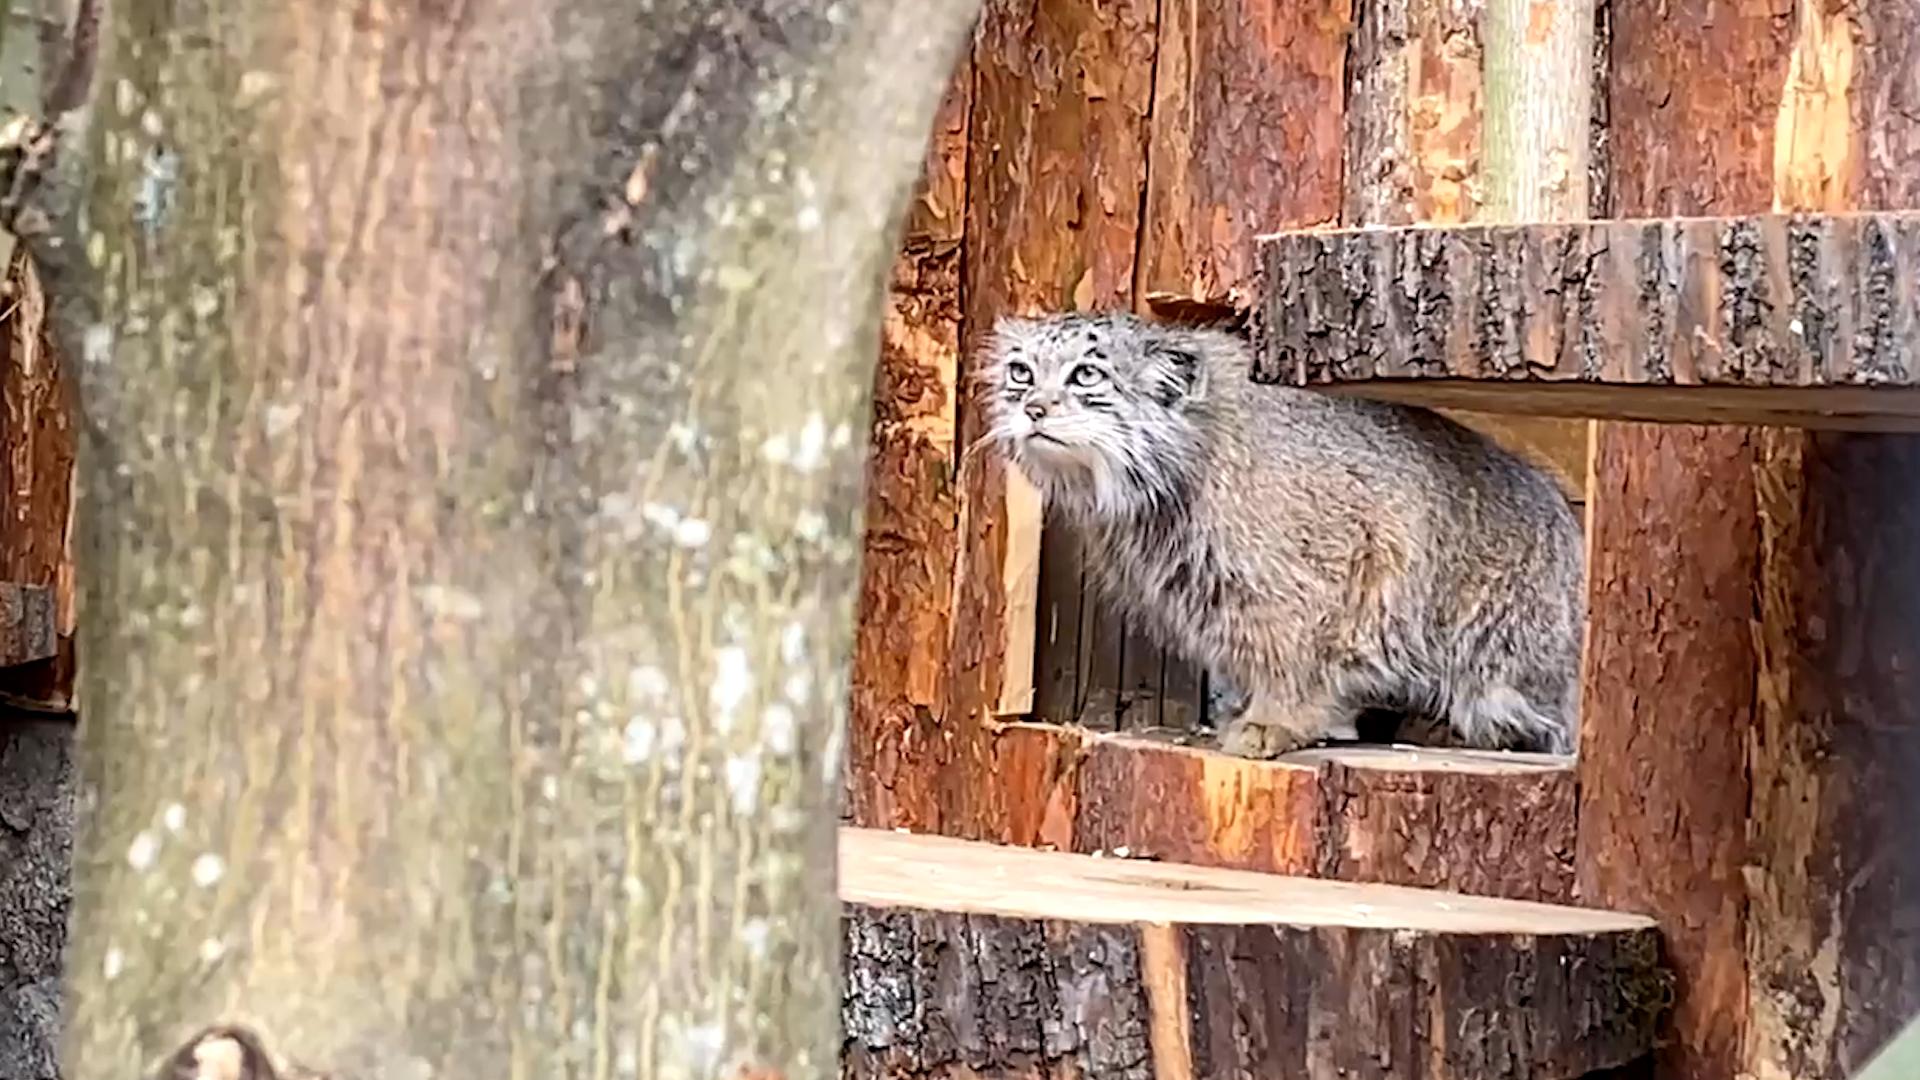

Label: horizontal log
[840,827,1665,1080]
[0,583,55,668]
[995,723,1578,903]
[1253,211,1920,430]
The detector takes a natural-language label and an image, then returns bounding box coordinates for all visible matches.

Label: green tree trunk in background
[60,2,978,1076]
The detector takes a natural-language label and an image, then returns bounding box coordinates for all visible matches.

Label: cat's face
[980,312,1206,513]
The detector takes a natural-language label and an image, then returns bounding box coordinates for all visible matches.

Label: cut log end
[841,827,1666,1080]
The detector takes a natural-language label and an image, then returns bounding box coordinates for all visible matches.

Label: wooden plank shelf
[841,826,1665,1080]
[0,582,55,668]
[1252,211,1920,430]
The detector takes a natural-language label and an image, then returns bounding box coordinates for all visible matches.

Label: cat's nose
[1024,401,1048,421]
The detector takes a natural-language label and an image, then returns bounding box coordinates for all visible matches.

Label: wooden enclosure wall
[847,0,1595,797]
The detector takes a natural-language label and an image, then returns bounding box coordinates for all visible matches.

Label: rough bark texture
[943,0,1157,836]
[1746,431,1920,1078]
[1340,0,1594,501]
[0,583,52,668]
[63,2,980,1077]
[1344,0,1481,228]
[1136,0,1349,309]
[1568,3,1920,1078]
[0,232,75,1080]
[1577,424,1759,1080]
[838,828,1663,1080]
[0,723,70,1080]
[985,725,1578,903]
[1255,211,1920,396]
[0,254,73,710]
[846,69,971,833]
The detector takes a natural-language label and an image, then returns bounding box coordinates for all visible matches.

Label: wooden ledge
[843,827,1638,933]
[1252,210,1920,430]
[989,723,1579,903]
[0,583,56,668]
[842,827,1664,1080]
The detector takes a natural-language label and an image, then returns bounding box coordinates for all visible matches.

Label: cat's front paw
[1217,715,1314,760]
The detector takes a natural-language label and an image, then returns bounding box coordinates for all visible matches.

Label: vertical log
[1137,0,1350,309]
[1343,0,1593,502]
[943,0,1156,839]
[62,2,979,1076]
[1580,3,1920,1078]
[846,68,971,832]
[1,14,81,1076]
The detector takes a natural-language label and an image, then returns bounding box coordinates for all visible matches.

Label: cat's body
[981,312,1583,758]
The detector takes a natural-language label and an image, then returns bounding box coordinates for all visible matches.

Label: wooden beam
[0,254,75,710]
[839,827,1664,1080]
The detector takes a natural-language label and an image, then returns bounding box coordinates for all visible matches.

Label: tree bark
[1253,211,1920,425]
[943,0,1157,839]
[838,828,1663,1080]
[62,2,980,1077]
[846,68,970,833]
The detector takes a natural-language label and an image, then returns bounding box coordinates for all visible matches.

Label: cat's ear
[1145,336,1205,407]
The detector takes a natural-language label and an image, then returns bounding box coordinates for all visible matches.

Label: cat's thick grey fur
[979,311,1584,758]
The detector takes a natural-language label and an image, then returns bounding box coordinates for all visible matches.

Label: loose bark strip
[847,67,971,832]
[838,828,1664,1080]
[61,3,981,1076]
[944,0,1157,838]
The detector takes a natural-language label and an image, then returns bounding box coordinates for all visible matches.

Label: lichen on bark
[60,2,981,1077]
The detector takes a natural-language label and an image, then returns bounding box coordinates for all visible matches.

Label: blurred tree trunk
[55,2,979,1077]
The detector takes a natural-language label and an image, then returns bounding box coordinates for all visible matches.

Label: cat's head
[978,311,1211,516]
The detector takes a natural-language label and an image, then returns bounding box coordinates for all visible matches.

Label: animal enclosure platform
[976,725,1581,903]
[1253,211,1920,430]
[840,827,1665,1079]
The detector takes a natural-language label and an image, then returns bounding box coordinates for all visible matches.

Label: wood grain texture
[848,68,971,832]
[1253,211,1920,428]
[994,725,1578,904]
[839,828,1663,1080]
[1576,3,1920,1078]
[945,0,1157,835]
[1344,0,1482,227]
[1340,0,1594,499]
[1576,424,1760,1080]
[1745,430,1920,1079]
[1137,0,1350,309]
[0,255,74,711]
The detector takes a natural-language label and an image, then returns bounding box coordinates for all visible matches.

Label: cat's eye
[1006,361,1034,386]
[1068,364,1106,388]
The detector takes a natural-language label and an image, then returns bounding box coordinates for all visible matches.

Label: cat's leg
[1204,668,1252,727]
[1217,683,1361,760]
[1446,681,1575,754]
